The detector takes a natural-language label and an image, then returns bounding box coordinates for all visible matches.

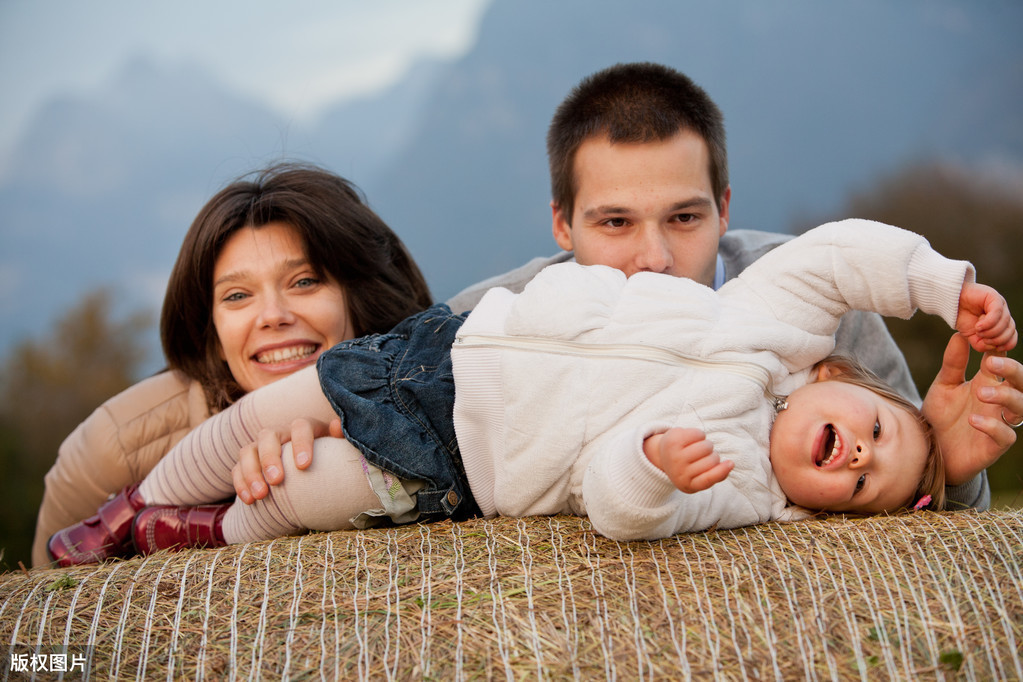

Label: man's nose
[633,228,673,274]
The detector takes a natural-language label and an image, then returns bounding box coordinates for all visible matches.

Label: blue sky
[0,0,491,164]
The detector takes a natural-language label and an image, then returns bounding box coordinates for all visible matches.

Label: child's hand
[643,427,734,494]
[957,282,1017,352]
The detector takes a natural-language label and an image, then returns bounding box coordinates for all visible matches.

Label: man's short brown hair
[547,62,728,222]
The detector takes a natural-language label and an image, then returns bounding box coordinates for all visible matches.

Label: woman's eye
[295,277,320,289]
[873,419,881,440]
[855,474,866,494]
[223,292,247,303]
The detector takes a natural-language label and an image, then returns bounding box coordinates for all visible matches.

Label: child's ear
[814,362,842,382]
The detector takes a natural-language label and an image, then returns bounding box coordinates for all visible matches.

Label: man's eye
[604,217,627,228]
[873,419,881,440]
[673,213,696,223]
[855,474,866,494]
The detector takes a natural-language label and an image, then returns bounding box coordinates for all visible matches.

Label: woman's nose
[257,292,296,328]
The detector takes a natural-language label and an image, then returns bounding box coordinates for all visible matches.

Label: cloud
[0,0,491,158]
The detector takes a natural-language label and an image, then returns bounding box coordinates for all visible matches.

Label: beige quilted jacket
[32,370,210,566]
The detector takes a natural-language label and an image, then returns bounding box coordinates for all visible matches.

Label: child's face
[769,379,928,514]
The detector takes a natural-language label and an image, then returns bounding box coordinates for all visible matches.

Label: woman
[32,162,431,566]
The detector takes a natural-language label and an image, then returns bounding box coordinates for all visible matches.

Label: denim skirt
[316,304,479,521]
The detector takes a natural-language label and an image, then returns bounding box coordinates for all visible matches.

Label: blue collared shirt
[712,253,726,291]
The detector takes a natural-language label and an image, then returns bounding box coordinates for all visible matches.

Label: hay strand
[2,509,1021,680]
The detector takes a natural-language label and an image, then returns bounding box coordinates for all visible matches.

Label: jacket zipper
[454,333,787,407]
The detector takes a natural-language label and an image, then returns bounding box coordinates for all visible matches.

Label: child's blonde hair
[813,355,946,511]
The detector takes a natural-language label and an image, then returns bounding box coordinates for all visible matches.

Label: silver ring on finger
[1002,410,1023,429]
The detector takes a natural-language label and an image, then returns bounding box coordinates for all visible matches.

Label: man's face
[552,130,729,287]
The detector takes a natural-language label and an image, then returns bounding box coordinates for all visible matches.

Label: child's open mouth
[815,424,842,468]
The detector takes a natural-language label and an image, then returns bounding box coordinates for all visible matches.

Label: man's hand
[232,417,343,504]
[923,334,1022,486]
[643,427,733,494]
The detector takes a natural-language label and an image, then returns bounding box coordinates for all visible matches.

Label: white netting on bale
[2,510,1021,680]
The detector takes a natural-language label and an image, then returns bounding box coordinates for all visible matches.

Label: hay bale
[2,510,1021,680]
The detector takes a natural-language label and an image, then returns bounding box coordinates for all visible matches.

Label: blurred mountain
[1,0,1021,366]
[0,56,292,362]
[0,56,442,362]
[366,0,1023,300]
[313,58,448,183]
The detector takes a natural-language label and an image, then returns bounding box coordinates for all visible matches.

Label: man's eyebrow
[668,197,715,212]
[582,205,631,220]
[581,197,715,221]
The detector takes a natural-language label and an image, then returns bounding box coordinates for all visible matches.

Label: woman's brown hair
[161,162,432,411]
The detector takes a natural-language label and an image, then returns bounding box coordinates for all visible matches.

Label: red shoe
[48,483,146,567]
[132,504,229,555]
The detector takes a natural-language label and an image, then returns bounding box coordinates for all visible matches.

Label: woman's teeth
[256,345,316,365]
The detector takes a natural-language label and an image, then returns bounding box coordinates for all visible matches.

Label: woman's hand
[232,417,343,503]
[643,427,733,494]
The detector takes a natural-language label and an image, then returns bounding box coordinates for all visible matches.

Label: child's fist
[643,427,734,494]
[957,282,1016,352]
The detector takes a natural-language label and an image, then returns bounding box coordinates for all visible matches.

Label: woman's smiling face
[769,378,929,514]
[211,222,353,393]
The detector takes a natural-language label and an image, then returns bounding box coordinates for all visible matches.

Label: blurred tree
[803,161,1023,504]
[0,290,151,571]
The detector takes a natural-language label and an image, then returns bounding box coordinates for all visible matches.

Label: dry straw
[2,510,1021,680]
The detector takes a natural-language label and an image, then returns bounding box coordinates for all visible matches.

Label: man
[445,62,1022,509]
[240,63,1021,511]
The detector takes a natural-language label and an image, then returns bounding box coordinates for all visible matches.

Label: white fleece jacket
[451,220,974,540]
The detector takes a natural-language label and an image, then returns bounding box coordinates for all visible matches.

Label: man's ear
[718,185,732,237]
[551,201,574,252]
